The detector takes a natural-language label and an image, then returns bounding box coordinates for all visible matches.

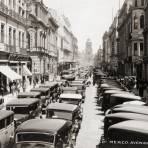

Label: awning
[23,65,32,76]
[0,66,22,81]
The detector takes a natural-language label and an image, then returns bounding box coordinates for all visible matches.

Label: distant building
[84,39,93,66]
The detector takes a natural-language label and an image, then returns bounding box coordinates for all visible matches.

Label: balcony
[0,2,26,25]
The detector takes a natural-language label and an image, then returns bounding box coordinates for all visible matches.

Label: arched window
[134,14,138,29]
[141,0,144,6]
[140,15,144,28]
[135,0,138,7]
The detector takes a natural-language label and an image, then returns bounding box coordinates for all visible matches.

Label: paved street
[75,84,104,148]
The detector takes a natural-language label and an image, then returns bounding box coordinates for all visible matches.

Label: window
[0,119,5,129]
[13,29,16,46]
[134,43,138,55]
[22,33,24,48]
[140,42,144,56]
[134,14,138,29]
[1,23,5,43]
[19,31,21,47]
[13,0,16,9]
[140,15,144,28]
[9,27,12,45]
[35,4,38,16]
[135,0,138,7]
[141,0,144,6]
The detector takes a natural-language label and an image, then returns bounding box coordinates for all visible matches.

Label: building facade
[26,0,58,80]
[58,15,78,72]
[118,0,145,78]
[0,0,31,91]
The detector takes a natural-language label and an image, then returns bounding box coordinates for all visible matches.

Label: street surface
[75,84,104,148]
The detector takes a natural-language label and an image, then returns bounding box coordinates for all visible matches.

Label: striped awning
[0,66,22,81]
[23,65,32,76]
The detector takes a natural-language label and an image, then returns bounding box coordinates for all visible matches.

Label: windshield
[47,110,73,120]
[7,107,29,114]
[16,133,54,144]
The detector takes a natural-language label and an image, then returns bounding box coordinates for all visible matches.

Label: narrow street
[75,83,104,148]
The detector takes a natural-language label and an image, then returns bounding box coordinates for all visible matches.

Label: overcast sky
[43,0,124,53]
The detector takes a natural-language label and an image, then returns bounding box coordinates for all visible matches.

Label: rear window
[17,133,54,144]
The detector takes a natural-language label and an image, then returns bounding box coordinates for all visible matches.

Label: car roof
[60,93,82,100]
[113,106,148,115]
[6,99,39,106]
[18,92,41,97]
[71,83,84,86]
[0,110,14,120]
[106,113,148,121]
[62,87,78,91]
[104,90,130,94]
[111,93,141,100]
[47,103,78,112]
[16,119,70,134]
[39,82,58,88]
[30,87,49,92]
[109,120,148,134]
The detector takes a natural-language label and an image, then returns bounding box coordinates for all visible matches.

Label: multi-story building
[102,31,111,71]
[108,16,118,75]
[26,0,58,80]
[118,0,145,79]
[143,0,148,81]
[0,0,31,91]
[84,38,93,66]
[58,15,78,71]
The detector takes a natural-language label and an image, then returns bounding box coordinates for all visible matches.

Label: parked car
[17,92,41,99]
[104,112,148,139]
[15,119,72,148]
[62,87,78,94]
[59,93,82,105]
[46,103,82,136]
[6,99,40,127]
[107,120,148,147]
[0,110,14,148]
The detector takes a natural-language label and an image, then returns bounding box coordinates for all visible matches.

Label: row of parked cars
[0,78,87,148]
[96,75,148,148]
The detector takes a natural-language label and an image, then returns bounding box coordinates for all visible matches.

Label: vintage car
[61,70,75,81]
[70,83,86,102]
[15,119,72,148]
[30,87,50,100]
[107,105,148,116]
[30,87,50,112]
[0,110,14,148]
[40,82,59,102]
[6,99,40,127]
[101,90,134,112]
[106,120,148,148]
[104,112,148,139]
[17,92,41,99]
[107,93,141,109]
[59,93,82,105]
[46,103,82,135]
[62,87,78,94]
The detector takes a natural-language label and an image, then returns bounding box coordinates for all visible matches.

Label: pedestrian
[22,81,27,92]
[33,78,36,88]
[11,82,15,95]
[16,81,20,94]
[0,83,4,97]
[139,79,146,97]
[29,77,32,85]
[9,81,12,93]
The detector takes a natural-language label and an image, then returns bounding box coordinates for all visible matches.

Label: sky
[43,0,124,53]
